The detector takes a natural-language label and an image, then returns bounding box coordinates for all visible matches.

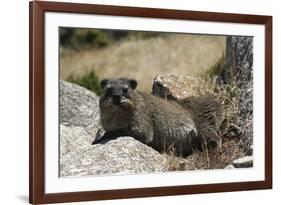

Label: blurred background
[59,27,226,94]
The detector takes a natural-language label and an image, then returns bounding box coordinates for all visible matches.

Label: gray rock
[222,36,253,155]
[232,156,253,168]
[60,124,98,156]
[60,137,168,177]
[225,164,235,169]
[152,74,203,101]
[60,80,100,128]
[222,37,253,85]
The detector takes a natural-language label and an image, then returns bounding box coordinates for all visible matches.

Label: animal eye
[123,88,128,94]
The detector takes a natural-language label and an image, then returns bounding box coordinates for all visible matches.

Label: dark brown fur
[179,96,224,149]
[93,78,202,156]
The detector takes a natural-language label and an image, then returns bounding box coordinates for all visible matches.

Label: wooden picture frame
[29,1,272,204]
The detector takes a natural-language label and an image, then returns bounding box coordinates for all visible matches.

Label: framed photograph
[29,1,272,204]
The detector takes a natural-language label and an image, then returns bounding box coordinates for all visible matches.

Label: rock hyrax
[92,78,202,156]
[179,96,224,149]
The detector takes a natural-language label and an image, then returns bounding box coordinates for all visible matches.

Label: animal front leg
[91,128,130,144]
[130,123,154,145]
[145,129,154,144]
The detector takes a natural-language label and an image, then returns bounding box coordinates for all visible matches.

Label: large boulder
[60,124,97,156]
[221,36,253,155]
[60,80,100,129]
[60,136,167,177]
[222,37,253,85]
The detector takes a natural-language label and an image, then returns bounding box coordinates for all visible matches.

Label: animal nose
[112,94,121,105]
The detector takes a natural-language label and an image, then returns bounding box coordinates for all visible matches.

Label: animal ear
[100,79,108,89]
[129,79,137,90]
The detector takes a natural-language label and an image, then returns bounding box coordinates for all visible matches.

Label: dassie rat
[92,78,203,156]
[179,96,224,149]
[179,96,242,150]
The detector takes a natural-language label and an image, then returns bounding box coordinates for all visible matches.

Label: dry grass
[163,138,244,171]
[60,34,226,92]
[194,77,241,125]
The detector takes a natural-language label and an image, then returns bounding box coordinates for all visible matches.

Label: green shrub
[60,28,163,51]
[75,29,112,48]
[225,82,240,99]
[60,28,112,50]
[201,55,240,105]
[203,55,226,79]
[128,31,161,40]
[67,70,103,95]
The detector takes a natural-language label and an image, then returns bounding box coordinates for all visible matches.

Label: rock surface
[60,80,100,128]
[60,80,168,177]
[222,36,253,155]
[152,74,203,101]
[224,156,253,169]
[60,124,96,156]
[232,156,253,168]
[60,137,167,177]
[224,164,235,169]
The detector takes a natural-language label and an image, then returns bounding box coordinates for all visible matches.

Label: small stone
[232,156,253,168]
[225,164,235,169]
